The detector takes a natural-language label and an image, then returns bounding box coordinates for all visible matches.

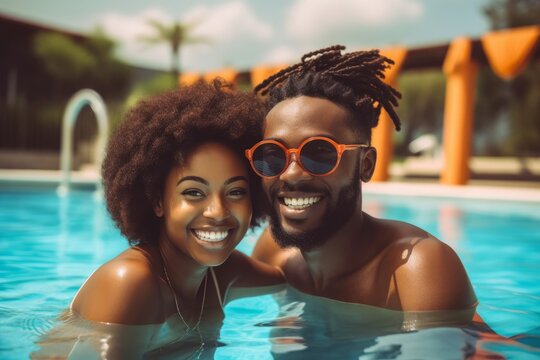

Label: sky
[0,0,493,72]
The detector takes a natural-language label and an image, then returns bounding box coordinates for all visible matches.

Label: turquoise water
[0,187,539,359]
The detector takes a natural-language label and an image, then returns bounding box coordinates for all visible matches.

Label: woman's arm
[251,226,296,268]
[217,250,285,303]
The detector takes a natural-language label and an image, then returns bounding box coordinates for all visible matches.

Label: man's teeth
[193,230,229,242]
[283,197,321,209]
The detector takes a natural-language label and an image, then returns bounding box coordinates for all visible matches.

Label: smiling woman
[156,143,253,267]
[33,80,284,358]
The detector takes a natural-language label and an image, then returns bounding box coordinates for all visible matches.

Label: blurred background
[0,0,539,183]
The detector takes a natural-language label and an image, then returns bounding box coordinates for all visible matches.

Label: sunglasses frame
[245,136,369,178]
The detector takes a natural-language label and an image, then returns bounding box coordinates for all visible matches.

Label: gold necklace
[160,249,208,332]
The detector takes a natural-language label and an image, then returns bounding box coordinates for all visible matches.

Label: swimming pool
[1,186,539,359]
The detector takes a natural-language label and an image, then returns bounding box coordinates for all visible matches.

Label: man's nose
[279,153,312,184]
[203,195,230,220]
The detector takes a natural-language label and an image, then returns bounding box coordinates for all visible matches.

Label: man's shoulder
[373,216,445,260]
[379,225,477,311]
[384,231,457,270]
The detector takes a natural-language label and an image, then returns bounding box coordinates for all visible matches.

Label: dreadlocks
[254,45,402,139]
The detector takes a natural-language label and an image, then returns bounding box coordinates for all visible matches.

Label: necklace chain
[160,249,208,332]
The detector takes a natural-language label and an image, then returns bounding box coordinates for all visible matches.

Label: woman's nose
[203,196,231,220]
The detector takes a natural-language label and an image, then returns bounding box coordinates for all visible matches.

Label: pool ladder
[57,89,108,197]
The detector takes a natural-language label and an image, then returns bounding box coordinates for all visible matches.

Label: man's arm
[251,226,295,268]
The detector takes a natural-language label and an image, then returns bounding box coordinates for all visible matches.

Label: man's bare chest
[283,257,394,307]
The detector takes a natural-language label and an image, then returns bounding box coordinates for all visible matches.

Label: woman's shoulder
[71,247,165,325]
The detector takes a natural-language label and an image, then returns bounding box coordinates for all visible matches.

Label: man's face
[262,96,367,251]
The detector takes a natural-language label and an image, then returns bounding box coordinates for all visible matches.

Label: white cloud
[100,8,172,43]
[262,46,301,65]
[286,0,423,40]
[97,1,273,70]
[183,1,273,42]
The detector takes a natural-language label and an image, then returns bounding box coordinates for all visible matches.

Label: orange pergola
[440,26,540,185]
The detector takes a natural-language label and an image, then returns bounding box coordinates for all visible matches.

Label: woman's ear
[153,201,164,217]
[360,147,377,182]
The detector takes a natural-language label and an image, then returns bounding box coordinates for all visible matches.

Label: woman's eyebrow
[224,176,249,186]
[177,176,208,186]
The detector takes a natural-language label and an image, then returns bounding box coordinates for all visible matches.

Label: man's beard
[268,161,361,252]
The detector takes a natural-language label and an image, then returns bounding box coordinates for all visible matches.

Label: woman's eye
[182,189,205,198]
[228,188,248,198]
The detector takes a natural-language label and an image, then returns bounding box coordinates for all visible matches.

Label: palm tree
[140,19,207,86]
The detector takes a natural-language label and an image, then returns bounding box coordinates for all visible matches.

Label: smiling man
[249,45,477,315]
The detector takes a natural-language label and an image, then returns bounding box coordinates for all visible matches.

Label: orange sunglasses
[245,136,369,178]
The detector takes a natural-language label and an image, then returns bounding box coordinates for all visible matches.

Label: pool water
[0,187,539,359]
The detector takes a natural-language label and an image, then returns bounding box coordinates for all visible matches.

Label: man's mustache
[269,182,327,199]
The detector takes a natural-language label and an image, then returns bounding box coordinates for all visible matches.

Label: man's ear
[360,147,377,182]
[154,200,164,217]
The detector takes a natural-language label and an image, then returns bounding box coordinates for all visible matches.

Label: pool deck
[0,169,100,186]
[1,168,540,203]
[364,180,540,203]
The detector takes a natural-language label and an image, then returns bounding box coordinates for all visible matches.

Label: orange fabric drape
[441,38,478,185]
[481,25,540,79]
[371,47,407,182]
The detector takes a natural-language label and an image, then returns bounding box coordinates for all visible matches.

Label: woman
[37,80,283,358]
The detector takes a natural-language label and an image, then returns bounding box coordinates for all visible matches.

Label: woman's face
[157,142,252,266]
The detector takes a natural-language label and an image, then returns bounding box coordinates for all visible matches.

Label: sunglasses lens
[300,139,338,175]
[252,143,286,177]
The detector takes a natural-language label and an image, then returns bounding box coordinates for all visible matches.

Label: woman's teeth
[193,230,229,242]
[283,196,321,210]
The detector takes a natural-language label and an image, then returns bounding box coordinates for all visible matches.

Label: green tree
[30,29,131,148]
[82,28,131,98]
[32,30,131,97]
[33,33,95,83]
[124,73,177,109]
[139,19,207,86]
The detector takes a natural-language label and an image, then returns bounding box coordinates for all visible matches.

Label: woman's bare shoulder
[71,248,164,325]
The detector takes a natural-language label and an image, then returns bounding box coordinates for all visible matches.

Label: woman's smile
[191,227,236,250]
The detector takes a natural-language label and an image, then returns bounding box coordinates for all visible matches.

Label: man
[248,45,477,314]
